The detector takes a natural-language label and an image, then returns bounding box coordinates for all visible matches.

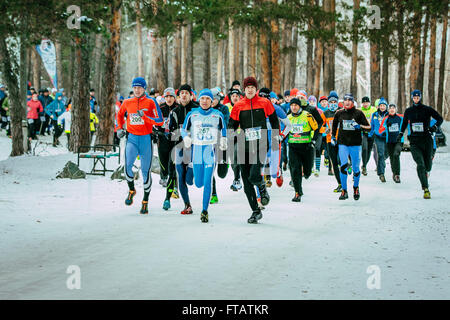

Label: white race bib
[389,123,399,132]
[292,124,304,134]
[193,122,217,145]
[412,123,424,132]
[245,127,262,141]
[27,119,34,124]
[1,116,7,122]
[129,113,145,125]
[40,116,46,122]
[342,120,355,131]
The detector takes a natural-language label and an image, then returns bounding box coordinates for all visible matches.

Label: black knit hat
[232,80,240,87]
[362,96,370,103]
[178,84,192,95]
[290,98,302,108]
[229,88,241,96]
[258,87,271,99]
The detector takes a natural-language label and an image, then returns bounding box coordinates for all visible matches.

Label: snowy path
[0,131,449,299]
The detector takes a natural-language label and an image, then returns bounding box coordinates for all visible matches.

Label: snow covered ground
[0,128,449,300]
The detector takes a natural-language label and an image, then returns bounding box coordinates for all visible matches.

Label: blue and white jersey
[181,107,226,145]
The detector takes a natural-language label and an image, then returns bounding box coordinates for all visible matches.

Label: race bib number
[342,120,355,131]
[27,119,34,124]
[412,123,424,132]
[245,127,262,141]
[193,121,217,145]
[292,124,304,134]
[40,116,46,122]
[389,123,399,132]
[129,113,145,125]
[7,116,11,121]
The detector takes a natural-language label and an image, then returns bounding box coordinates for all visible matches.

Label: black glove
[151,133,158,143]
[429,125,438,133]
[396,132,403,143]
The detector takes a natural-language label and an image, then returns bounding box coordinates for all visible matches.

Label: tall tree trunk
[186,23,194,86]
[224,39,229,87]
[290,26,298,89]
[306,38,314,93]
[55,40,63,90]
[96,1,121,147]
[216,37,223,87]
[243,26,249,80]
[202,31,210,89]
[397,6,406,113]
[260,27,271,88]
[181,25,187,84]
[313,37,323,98]
[0,37,25,156]
[370,41,381,104]
[32,48,40,90]
[173,27,181,89]
[69,36,91,152]
[235,26,241,83]
[418,9,429,94]
[350,0,360,96]
[93,34,103,93]
[323,0,336,93]
[68,42,75,98]
[409,9,422,93]
[437,6,448,115]
[162,36,168,87]
[271,13,281,94]
[228,19,235,88]
[381,48,389,99]
[135,0,145,76]
[249,28,257,78]
[283,23,292,92]
[428,15,437,107]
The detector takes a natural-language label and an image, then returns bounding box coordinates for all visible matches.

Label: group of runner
[115,76,444,223]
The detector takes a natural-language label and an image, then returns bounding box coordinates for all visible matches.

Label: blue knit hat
[198,88,213,101]
[378,97,388,107]
[328,91,339,102]
[284,90,290,96]
[343,93,354,102]
[270,91,278,100]
[131,77,147,89]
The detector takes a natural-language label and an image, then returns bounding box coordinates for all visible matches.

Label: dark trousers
[51,119,62,144]
[386,142,402,176]
[240,161,264,211]
[362,134,375,168]
[327,142,341,185]
[40,114,50,135]
[289,143,312,194]
[374,135,387,175]
[157,135,171,178]
[410,136,433,189]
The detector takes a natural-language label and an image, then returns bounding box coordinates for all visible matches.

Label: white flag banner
[36,39,57,89]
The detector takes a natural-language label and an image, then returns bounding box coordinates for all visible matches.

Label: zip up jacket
[361,105,377,121]
[400,102,443,139]
[38,95,53,110]
[287,110,318,145]
[155,101,179,135]
[323,108,339,143]
[90,112,99,132]
[58,110,72,133]
[379,113,404,144]
[304,104,324,140]
[117,95,164,136]
[316,107,327,134]
[213,103,230,128]
[269,103,292,138]
[369,109,388,138]
[26,100,44,119]
[332,106,370,146]
[168,100,199,144]
[45,93,65,119]
[228,95,279,153]
[181,107,226,144]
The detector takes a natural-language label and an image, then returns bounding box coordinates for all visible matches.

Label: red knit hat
[290,88,299,97]
[243,76,258,90]
[319,95,328,102]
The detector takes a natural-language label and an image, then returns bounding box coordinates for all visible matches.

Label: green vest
[288,112,313,144]
[361,106,377,121]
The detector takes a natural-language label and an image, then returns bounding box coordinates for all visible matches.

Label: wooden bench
[77,144,121,176]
